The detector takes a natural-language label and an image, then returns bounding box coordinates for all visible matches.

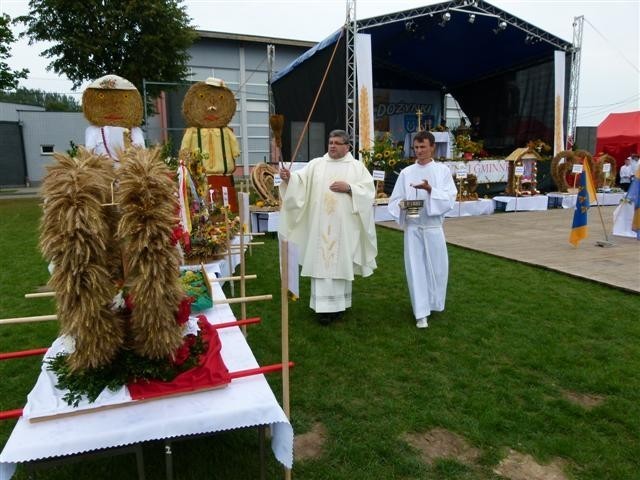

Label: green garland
[47,335,207,407]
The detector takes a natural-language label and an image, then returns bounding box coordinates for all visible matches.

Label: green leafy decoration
[47,334,207,407]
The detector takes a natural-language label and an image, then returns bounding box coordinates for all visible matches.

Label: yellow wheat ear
[39,147,125,372]
[117,146,184,359]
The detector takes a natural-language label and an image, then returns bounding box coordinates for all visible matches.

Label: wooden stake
[224,210,235,297]
[208,274,257,283]
[213,294,272,306]
[25,292,55,299]
[280,238,292,480]
[0,314,57,325]
[239,204,247,336]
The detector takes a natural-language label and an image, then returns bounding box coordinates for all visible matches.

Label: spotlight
[438,11,451,27]
[405,20,417,32]
[493,20,507,34]
[468,14,476,24]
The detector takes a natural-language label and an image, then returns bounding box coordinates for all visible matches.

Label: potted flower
[360,132,405,174]
[454,134,483,159]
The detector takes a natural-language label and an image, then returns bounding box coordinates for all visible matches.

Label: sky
[1,0,639,126]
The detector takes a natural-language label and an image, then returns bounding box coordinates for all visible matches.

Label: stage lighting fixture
[405,20,417,32]
[468,14,476,24]
[493,20,507,34]
[438,11,451,27]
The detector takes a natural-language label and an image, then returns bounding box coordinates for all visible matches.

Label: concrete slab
[379,206,640,294]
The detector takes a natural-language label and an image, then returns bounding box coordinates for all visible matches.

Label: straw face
[182,82,236,128]
[83,88,143,127]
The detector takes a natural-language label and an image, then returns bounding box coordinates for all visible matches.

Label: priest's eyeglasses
[328,141,347,145]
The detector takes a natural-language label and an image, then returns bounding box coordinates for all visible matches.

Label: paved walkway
[379,206,639,294]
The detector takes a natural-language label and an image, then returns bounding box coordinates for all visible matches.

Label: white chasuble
[279,153,377,281]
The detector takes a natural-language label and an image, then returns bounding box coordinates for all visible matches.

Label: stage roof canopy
[274,0,572,91]
[272,0,574,157]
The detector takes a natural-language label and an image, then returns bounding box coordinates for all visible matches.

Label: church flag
[569,160,596,246]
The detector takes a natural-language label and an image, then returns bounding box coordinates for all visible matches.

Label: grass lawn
[1,197,639,479]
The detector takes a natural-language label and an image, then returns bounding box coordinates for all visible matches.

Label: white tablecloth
[547,192,625,209]
[250,205,397,228]
[445,199,495,217]
[250,211,279,233]
[493,195,548,212]
[612,202,638,238]
[0,261,293,479]
[374,203,394,222]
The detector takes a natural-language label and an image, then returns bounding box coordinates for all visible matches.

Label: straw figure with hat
[180,77,240,211]
[83,74,145,162]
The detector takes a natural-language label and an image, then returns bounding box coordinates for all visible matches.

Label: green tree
[0,87,81,111]
[0,14,29,90]
[16,0,197,95]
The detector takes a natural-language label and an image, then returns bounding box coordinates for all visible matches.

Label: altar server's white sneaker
[416,317,428,329]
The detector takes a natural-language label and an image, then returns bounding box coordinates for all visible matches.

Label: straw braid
[117,147,184,359]
[39,148,124,371]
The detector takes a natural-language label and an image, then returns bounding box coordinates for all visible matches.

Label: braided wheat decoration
[39,148,125,371]
[117,147,184,359]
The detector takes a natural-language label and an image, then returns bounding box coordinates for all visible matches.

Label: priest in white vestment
[388,131,457,329]
[279,130,378,325]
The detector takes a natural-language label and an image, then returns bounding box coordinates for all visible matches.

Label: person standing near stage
[619,157,634,192]
[388,131,457,329]
[278,130,378,326]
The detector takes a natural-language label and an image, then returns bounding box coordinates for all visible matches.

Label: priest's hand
[280,168,291,183]
[412,179,432,193]
[330,181,351,194]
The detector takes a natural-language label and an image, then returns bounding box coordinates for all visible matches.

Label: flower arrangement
[454,134,484,157]
[186,208,241,262]
[360,132,405,172]
[176,150,242,264]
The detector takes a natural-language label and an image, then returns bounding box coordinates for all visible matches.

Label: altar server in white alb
[279,130,378,326]
[388,130,457,329]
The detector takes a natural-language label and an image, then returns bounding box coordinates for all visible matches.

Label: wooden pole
[24,292,55,299]
[208,274,257,283]
[225,241,265,248]
[239,205,247,336]
[213,294,272,306]
[0,314,57,325]
[592,179,612,244]
[280,239,292,480]
[224,211,235,297]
